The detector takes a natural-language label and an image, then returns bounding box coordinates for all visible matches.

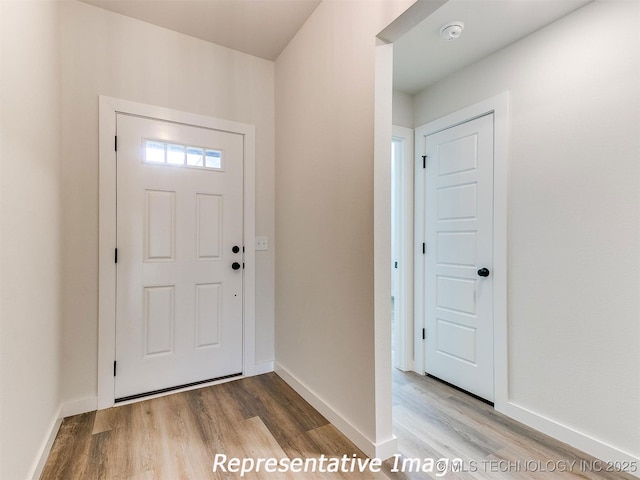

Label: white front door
[417,113,494,402]
[115,114,244,401]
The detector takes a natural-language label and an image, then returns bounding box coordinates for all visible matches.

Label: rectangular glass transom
[143,139,223,170]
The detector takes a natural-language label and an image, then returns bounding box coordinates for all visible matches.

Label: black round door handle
[232,245,240,254]
[477,268,490,277]
[232,262,241,270]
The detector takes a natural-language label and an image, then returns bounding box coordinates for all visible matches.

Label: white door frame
[97,96,256,409]
[391,125,414,372]
[413,93,509,409]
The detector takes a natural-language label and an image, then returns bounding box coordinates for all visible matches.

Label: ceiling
[79,0,592,88]
[393,0,592,95]
[79,0,322,61]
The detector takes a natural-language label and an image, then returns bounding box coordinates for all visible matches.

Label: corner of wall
[275,363,390,459]
[28,409,63,480]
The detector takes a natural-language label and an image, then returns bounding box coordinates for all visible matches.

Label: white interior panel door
[419,113,494,401]
[115,114,244,400]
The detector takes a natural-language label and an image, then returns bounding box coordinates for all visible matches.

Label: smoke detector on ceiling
[439,21,465,41]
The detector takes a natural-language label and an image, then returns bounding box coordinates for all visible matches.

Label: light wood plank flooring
[390,369,635,480]
[40,371,636,479]
[41,373,386,480]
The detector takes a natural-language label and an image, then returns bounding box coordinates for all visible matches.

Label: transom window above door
[144,139,223,170]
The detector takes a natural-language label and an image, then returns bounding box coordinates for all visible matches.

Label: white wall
[414,0,640,458]
[274,0,412,456]
[392,90,413,128]
[0,1,63,478]
[59,1,275,404]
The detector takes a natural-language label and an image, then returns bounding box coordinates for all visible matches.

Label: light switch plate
[255,236,268,251]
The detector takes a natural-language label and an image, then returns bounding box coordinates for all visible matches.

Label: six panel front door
[115,114,244,400]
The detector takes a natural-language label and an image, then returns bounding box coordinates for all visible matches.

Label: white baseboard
[61,396,98,418]
[251,361,275,376]
[275,363,394,459]
[500,402,640,478]
[29,406,63,480]
[373,435,399,461]
[29,396,98,480]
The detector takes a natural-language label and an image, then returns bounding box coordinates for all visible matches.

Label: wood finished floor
[390,370,635,480]
[40,371,636,479]
[41,373,384,480]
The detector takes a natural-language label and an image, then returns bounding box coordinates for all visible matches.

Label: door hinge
[114,135,118,152]
[394,261,398,269]
[422,243,426,254]
[422,328,426,340]
[113,361,117,376]
[422,155,427,169]
[114,248,118,263]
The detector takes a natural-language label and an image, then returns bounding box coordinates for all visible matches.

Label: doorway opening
[386,74,509,479]
[376,0,636,469]
[373,0,516,460]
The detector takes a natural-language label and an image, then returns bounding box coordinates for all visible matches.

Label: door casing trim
[413,92,509,411]
[391,125,415,373]
[97,96,256,409]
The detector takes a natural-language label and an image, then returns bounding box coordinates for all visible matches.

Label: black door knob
[477,268,490,277]
[232,262,241,270]
[232,245,240,254]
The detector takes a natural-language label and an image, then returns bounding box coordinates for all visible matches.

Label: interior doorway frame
[391,125,415,372]
[412,95,509,406]
[97,96,256,410]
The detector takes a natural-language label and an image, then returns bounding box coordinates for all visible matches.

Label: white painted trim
[492,95,509,411]
[30,396,96,479]
[503,402,640,477]
[61,397,98,418]
[98,96,256,409]
[412,131,425,375]
[98,96,117,409]
[374,436,401,463]
[252,361,275,376]
[242,126,257,379]
[391,125,414,372]
[29,406,63,480]
[373,41,398,460]
[275,363,396,459]
[413,92,510,408]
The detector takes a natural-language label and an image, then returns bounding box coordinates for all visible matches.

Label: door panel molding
[422,113,494,401]
[98,96,256,409]
[414,92,509,411]
[114,114,244,399]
